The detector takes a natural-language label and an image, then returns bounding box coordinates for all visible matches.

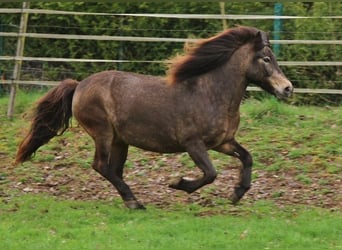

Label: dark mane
[167,26,262,84]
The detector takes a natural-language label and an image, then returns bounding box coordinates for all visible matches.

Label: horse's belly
[116,125,183,153]
[124,136,184,153]
[131,141,184,153]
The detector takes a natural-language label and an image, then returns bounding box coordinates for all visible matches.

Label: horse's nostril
[284,86,292,94]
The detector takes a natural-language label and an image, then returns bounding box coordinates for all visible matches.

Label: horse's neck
[199,43,253,112]
[198,65,247,112]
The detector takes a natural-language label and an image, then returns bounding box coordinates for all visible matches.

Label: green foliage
[1,2,341,104]
[279,3,342,105]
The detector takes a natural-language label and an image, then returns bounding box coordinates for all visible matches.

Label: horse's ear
[254,31,264,51]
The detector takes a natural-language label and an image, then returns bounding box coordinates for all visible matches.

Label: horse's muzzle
[273,78,293,99]
[283,85,294,98]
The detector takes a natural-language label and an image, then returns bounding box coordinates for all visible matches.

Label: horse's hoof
[229,193,240,205]
[169,177,183,189]
[169,177,193,193]
[169,176,197,193]
[124,200,146,210]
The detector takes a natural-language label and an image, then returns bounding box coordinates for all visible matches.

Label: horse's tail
[15,79,79,165]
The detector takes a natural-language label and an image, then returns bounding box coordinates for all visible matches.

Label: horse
[15,26,293,209]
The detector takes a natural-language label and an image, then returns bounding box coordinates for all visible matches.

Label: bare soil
[1,144,340,211]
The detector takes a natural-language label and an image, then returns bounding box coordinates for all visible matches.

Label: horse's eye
[263,57,271,63]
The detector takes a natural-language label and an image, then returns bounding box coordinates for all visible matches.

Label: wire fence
[1,6,342,96]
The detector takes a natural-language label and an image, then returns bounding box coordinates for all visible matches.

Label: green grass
[237,98,342,172]
[1,91,341,174]
[0,194,341,250]
[1,91,342,250]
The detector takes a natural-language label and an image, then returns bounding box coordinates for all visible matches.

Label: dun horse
[16,26,293,209]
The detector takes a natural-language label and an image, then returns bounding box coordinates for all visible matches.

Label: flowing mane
[167,26,263,84]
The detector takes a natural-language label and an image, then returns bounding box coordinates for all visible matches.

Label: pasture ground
[1,194,341,250]
[0,91,341,249]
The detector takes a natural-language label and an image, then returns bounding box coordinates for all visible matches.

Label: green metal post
[273,3,283,57]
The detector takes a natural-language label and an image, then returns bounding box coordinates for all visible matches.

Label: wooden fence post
[219,2,228,30]
[7,2,29,118]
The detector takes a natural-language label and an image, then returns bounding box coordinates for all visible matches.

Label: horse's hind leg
[214,140,253,204]
[108,141,145,209]
[78,114,144,209]
[92,137,145,209]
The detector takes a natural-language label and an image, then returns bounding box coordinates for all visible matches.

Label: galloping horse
[16,26,293,209]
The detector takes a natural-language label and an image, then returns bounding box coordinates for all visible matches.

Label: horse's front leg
[169,140,217,193]
[214,139,253,204]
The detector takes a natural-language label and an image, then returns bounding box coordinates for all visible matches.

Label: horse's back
[71,70,183,152]
[72,70,166,112]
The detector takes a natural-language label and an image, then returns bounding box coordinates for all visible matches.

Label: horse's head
[246,31,293,99]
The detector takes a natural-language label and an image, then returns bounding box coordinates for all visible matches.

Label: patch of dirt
[1,150,341,211]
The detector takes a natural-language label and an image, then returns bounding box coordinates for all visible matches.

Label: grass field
[0,90,341,249]
[1,195,341,250]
